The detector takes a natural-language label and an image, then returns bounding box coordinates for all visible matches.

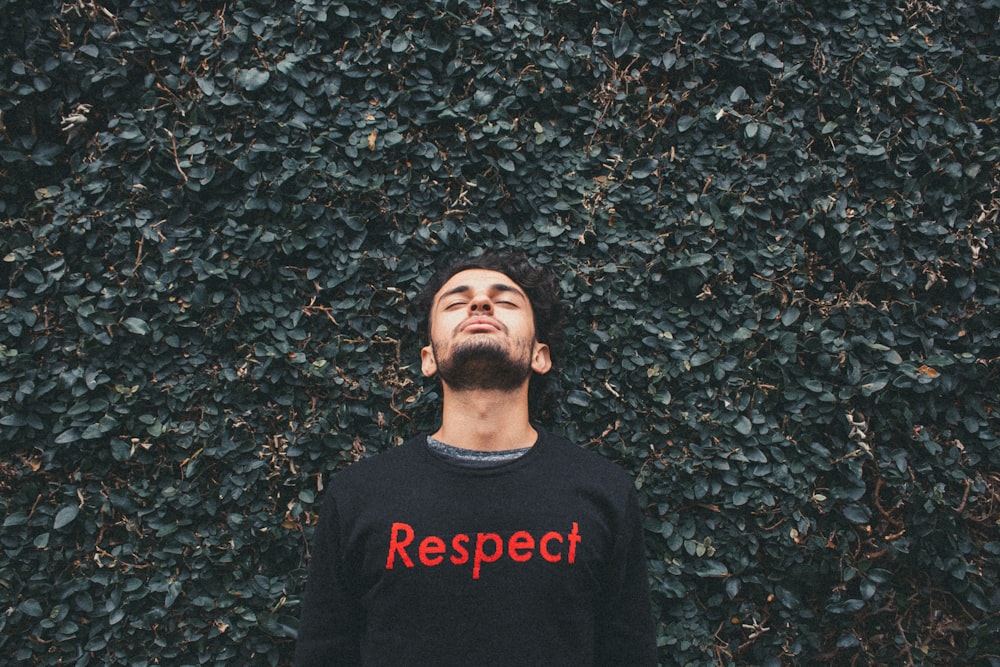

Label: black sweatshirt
[294,431,657,666]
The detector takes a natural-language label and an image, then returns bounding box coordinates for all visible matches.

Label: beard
[432,336,533,392]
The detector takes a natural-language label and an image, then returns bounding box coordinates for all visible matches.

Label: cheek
[432,312,462,336]
[512,316,537,340]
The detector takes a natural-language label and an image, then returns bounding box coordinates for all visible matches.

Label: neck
[433,384,537,451]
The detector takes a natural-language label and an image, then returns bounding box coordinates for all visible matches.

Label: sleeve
[293,493,364,667]
[594,486,659,667]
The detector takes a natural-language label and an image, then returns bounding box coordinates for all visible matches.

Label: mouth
[460,318,502,333]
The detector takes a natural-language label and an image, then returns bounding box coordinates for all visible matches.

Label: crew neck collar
[418,430,546,472]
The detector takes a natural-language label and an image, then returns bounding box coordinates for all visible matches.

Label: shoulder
[322,434,426,495]
[537,430,635,488]
[314,435,430,522]
[535,431,642,532]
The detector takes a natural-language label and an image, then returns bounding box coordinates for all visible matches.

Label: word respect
[385,521,582,579]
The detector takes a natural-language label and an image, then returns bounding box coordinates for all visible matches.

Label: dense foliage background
[2,0,998,664]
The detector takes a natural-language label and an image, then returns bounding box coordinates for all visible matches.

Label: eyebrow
[436,283,526,305]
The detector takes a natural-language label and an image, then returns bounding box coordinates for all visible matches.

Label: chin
[436,346,532,393]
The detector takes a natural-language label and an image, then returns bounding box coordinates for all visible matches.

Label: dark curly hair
[413,250,565,421]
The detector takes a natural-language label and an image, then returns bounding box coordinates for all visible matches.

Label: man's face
[421,269,551,392]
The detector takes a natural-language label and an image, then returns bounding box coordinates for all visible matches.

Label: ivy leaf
[694,560,729,578]
[237,68,270,91]
[54,505,80,530]
[196,77,215,95]
[29,143,63,166]
[392,33,410,53]
[842,503,871,525]
[19,599,45,618]
[123,317,151,335]
[630,158,658,179]
[0,414,27,427]
[827,599,866,614]
[54,429,80,445]
[760,52,784,69]
[612,22,634,58]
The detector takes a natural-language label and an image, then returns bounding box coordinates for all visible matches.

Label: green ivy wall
[2,0,998,664]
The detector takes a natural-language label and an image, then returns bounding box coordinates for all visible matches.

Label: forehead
[434,269,525,301]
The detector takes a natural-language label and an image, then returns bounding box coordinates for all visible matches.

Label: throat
[434,389,537,452]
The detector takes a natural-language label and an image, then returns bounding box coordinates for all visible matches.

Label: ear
[420,344,438,377]
[531,342,552,375]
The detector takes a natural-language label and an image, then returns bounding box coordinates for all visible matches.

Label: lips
[460,317,502,333]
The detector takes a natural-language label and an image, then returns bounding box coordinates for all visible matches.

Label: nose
[469,294,492,313]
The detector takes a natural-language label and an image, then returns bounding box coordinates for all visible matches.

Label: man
[294,250,657,666]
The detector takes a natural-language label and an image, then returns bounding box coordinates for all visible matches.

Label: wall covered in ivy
[2,0,998,664]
